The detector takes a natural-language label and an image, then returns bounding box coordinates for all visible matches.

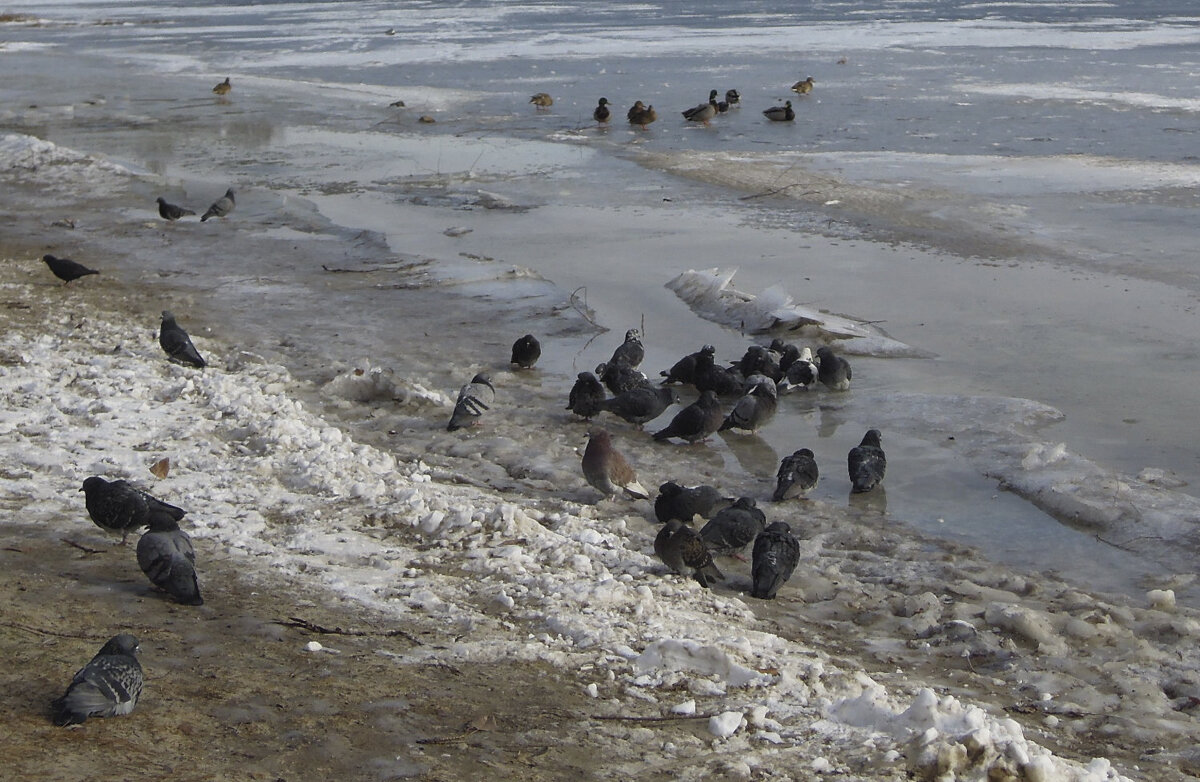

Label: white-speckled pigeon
[607,328,645,370]
[848,429,886,493]
[654,520,724,588]
[447,373,495,431]
[80,476,186,544]
[137,514,203,605]
[159,311,207,369]
[751,521,801,600]
[51,634,143,726]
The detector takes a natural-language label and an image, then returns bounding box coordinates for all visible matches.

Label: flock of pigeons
[451,328,888,604]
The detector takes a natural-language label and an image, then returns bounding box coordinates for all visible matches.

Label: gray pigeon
[156,197,195,221]
[848,429,886,493]
[653,390,724,443]
[773,448,819,501]
[699,497,766,557]
[510,334,541,369]
[607,328,645,370]
[751,521,801,600]
[200,187,235,221]
[816,346,852,391]
[719,377,777,433]
[80,476,186,544]
[42,254,99,284]
[447,373,495,431]
[137,514,203,605]
[566,371,606,420]
[596,361,649,395]
[51,634,143,726]
[654,520,724,588]
[779,347,818,393]
[582,429,649,500]
[654,481,729,524]
[600,385,678,429]
[159,311,207,369]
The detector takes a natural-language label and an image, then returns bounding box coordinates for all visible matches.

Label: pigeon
[816,346,852,391]
[848,429,887,493]
[599,385,678,428]
[780,347,819,393]
[212,77,232,95]
[607,328,645,371]
[593,97,611,124]
[581,429,649,500]
[137,514,203,605]
[791,76,815,95]
[751,521,801,600]
[627,101,657,130]
[159,311,207,369]
[156,197,195,221]
[773,448,819,501]
[653,390,724,443]
[719,377,778,433]
[682,89,719,126]
[763,101,795,122]
[51,634,143,727]
[660,346,708,385]
[447,373,495,431]
[654,481,729,524]
[80,476,186,544]
[654,520,724,588]
[200,188,235,221]
[700,497,766,557]
[733,345,783,383]
[595,361,649,395]
[693,347,743,397]
[771,339,800,371]
[567,371,606,420]
[42,254,99,285]
[529,92,553,110]
[510,334,541,369]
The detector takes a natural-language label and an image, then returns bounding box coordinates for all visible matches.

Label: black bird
[137,514,203,605]
[42,254,98,284]
[593,97,611,124]
[654,520,724,588]
[660,345,708,385]
[734,344,783,383]
[510,334,541,369]
[600,385,677,428]
[751,521,801,600]
[156,197,195,221]
[447,373,495,431]
[200,188,235,221]
[51,634,143,727]
[160,311,207,369]
[699,497,766,557]
[80,476,186,544]
[567,371,606,420]
[693,347,743,397]
[816,346,852,391]
[848,429,886,493]
[596,361,649,395]
[773,448,819,501]
[607,328,645,370]
[654,481,729,524]
[653,390,724,443]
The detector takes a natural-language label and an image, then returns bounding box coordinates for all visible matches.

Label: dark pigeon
[595,361,649,395]
[816,346,852,392]
[510,334,541,369]
[600,385,677,429]
[137,514,203,605]
[848,429,887,493]
[734,345,782,383]
[653,390,724,443]
[42,254,98,285]
[693,347,743,397]
[607,328,645,370]
[582,429,648,500]
[159,311,207,369]
[654,481,729,524]
[80,476,186,544]
[51,634,143,726]
[660,346,708,385]
[779,347,818,393]
[200,188,235,222]
[447,373,495,431]
[567,371,606,420]
[719,377,778,433]
[156,197,195,221]
[699,497,766,557]
[772,340,801,371]
[654,520,724,588]
[773,448,819,501]
[751,521,801,600]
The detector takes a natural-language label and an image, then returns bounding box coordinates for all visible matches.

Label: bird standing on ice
[582,429,649,500]
[447,373,495,431]
[848,429,886,493]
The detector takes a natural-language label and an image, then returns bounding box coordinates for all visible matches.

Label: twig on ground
[60,538,106,554]
[276,616,421,645]
[589,712,717,723]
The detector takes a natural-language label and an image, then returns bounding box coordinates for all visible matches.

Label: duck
[529,92,553,110]
[791,76,815,95]
[725,89,741,107]
[682,89,719,126]
[212,77,231,96]
[627,101,657,130]
[593,97,611,124]
[763,100,795,122]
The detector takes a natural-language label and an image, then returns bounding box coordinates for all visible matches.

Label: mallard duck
[212,77,231,96]
[529,92,553,110]
[593,97,611,124]
[763,100,795,122]
[682,89,719,126]
[725,89,741,107]
[791,77,815,95]
[627,101,657,130]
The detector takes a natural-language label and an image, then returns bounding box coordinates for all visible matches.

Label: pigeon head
[624,329,642,342]
[80,476,106,493]
[861,429,883,447]
[658,481,682,497]
[470,373,494,390]
[161,311,177,325]
[98,634,140,657]
[764,521,792,535]
[733,496,758,510]
[796,448,815,459]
